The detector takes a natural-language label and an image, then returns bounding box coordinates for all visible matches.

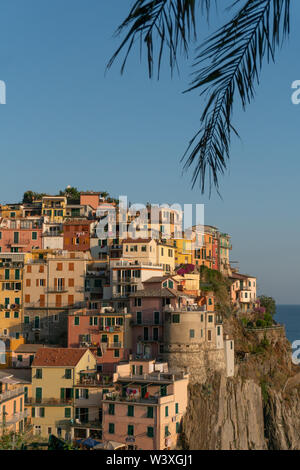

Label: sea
[275,305,300,345]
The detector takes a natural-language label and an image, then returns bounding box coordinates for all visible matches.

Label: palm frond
[107,0,213,78]
[183,0,290,193]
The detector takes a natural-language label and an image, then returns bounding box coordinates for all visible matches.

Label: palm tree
[108,0,290,194]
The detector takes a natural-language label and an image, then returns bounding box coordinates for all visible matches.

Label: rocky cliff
[180,316,300,450]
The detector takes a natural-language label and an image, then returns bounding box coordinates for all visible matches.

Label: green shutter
[60,388,65,400]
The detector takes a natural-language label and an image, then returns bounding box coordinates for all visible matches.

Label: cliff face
[181,316,300,450]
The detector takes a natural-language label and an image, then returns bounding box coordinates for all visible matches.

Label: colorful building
[42,196,67,222]
[0,219,42,253]
[63,219,91,252]
[102,359,189,450]
[0,253,25,340]
[31,348,98,440]
[67,307,131,373]
[0,371,28,435]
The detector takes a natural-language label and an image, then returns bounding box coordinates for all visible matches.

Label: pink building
[129,276,180,360]
[102,359,189,450]
[0,219,42,253]
[67,308,131,373]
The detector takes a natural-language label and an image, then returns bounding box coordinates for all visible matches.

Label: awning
[94,441,126,450]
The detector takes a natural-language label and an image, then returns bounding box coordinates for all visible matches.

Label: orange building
[63,220,91,252]
[0,371,28,435]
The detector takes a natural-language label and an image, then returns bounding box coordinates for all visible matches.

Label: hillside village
[0,189,262,450]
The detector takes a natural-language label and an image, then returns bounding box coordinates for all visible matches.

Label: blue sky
[0,1,299,303]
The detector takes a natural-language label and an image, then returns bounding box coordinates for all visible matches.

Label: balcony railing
[4,409,29,426]
[26,397,73,406]
[139,337,163,342]
[107,342,122,349]
[45,287,68,293]
[0,386,24,403]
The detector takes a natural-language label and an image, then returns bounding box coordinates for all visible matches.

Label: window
[108,404,115,415]
[165,406,169,417]
[32,232,37,240]
[57,263,63,271]
[208,315,214,323]
[69,278,74,287]
[147,427,154,438]
[208,330,212,341]
[108,423,114,434]
[165,426,169,437]
[134,298,142,307]
[176,422,181,433]
[128,405,134,417]
[5,311,10,319]
[172,314,180,323]
[147,407,154,418]
[57,427,62,437]
[36,369,42,379]
[217,326,221,336]
[136,311,142,324]
[128,425,134,436]
[65,369,72,379]
[114,349,120,358]
[39,407,45,418]
[14,311,19,318]
[65,408,71,418]
[69,263,74,271]
[74,317,80,326]
[189,329,195,338]
[175,403,179,414]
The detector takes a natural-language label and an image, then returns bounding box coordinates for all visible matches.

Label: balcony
[164,305,206,313]
[99,325,123,333]
[113,278,140,285]
[107,342,122,349]
[132,320,162,326]
[104,392,159,405]
[70,419,102,429]
[45,286,68,293]
[138,336,163,343]
[26,397,73,406]
[0,386,24,403]
[4,409,29,426]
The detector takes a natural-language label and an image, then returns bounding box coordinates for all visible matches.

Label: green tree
[59,187,81,199]
[259,295,276,316]
[109,0,290,193]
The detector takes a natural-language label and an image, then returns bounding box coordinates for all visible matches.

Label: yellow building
[0,253,25,340]
[0,336,25,369]
[122,239,175,273]
[173,238,194,266]
[31,348,98,440]
[0,371,28,435]
[42,196,67,223]
[0,204,23,219]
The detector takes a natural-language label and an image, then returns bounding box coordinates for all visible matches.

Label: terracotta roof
[144,275,174,283]
[32,348,89,367]
[14,344,49,354]
[130,287,178,298]
[122,238,152,244]
[230,272,256,281]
